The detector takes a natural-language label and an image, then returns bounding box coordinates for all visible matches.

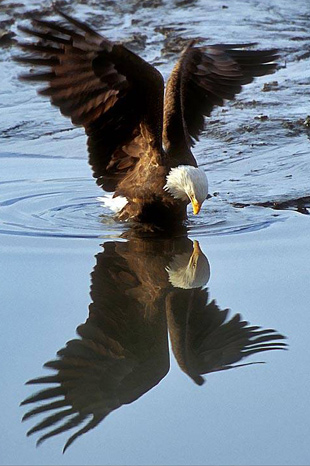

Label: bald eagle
[17,9,278,228]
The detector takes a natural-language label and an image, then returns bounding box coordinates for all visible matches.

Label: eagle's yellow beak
[192,198,201,215]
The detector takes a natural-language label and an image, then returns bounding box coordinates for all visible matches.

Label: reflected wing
[163,42,278,160]
[166,288,287,385]
[16,10,164,191]
[21,241,169,452]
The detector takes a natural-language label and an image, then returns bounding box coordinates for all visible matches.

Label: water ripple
[0,176,125,239]
[0,172,287,240]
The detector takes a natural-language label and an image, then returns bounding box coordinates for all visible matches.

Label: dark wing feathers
[163,43,278,153]
[17,11,164,192]
[17,12,279,190]
[166,288,286,385]
[21,241,169,452]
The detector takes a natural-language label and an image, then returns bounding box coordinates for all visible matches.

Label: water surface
[1,0,310,464]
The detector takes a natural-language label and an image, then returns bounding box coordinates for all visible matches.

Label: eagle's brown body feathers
[17,9,278,228]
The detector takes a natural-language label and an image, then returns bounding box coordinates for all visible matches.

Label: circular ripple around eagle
[0,175,283,240]
[0,177,125,239]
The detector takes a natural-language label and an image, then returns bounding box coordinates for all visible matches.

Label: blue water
[1,0,310,464]
[1,215,310,465]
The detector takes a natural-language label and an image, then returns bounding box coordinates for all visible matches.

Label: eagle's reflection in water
[21,231,286,452]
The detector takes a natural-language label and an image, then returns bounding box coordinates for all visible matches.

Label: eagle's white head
[164,165,208,215]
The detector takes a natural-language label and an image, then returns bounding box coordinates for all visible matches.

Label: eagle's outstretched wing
[16,10,164,192]
[163,43,278,163]
[21,241,169,452]
[166,288,287,385]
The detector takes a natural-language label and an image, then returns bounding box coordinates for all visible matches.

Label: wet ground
[0,0,310,464]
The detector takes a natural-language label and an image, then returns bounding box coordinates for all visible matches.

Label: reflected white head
[164,165,208,215]
[166,240,210,289]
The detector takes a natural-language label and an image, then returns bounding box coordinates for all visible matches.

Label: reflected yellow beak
[189,240,202,268]
[193,239,202,255]
[192,198,202,215]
